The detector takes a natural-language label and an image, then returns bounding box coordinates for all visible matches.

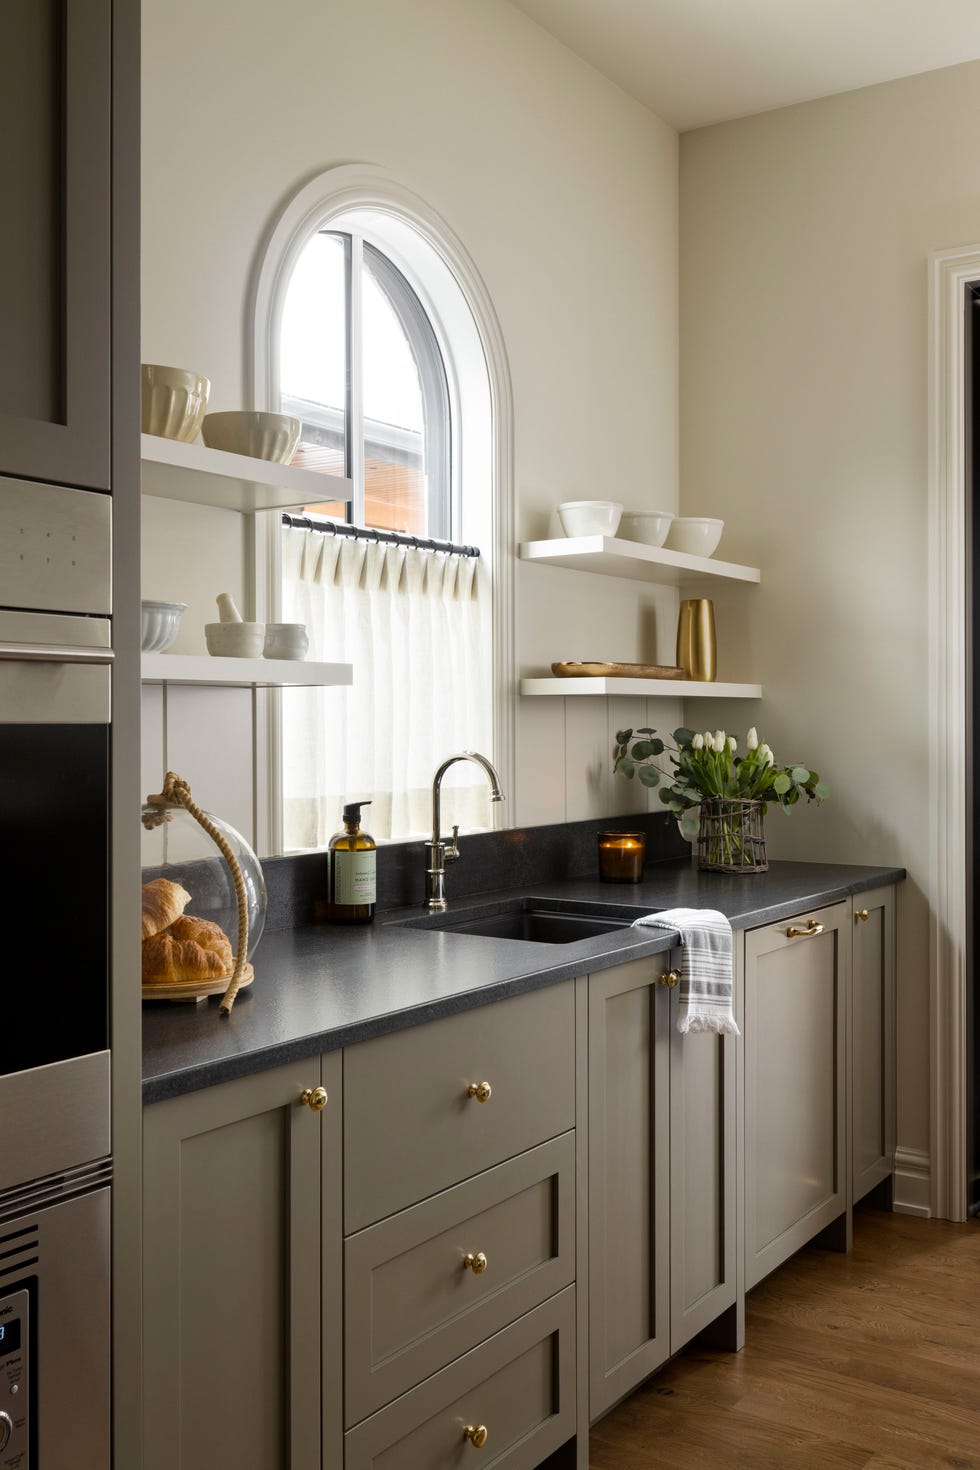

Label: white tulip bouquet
[613,725,828,853]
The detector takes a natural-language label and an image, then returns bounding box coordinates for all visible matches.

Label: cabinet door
[588,957,669,1421]
[744,902,849,1290]
[851,886,896,1202]
[0,0,111,489]
[669,949,738,1353]
[143,1059,327,1470]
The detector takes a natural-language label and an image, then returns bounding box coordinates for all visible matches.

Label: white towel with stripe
[632,908,740,1036]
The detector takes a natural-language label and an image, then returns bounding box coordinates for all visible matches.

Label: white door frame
[927,244,980,1222]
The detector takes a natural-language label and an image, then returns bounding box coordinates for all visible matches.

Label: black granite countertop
[142,858,904,1103]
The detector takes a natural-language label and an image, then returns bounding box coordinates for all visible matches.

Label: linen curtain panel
[280,524,494,848]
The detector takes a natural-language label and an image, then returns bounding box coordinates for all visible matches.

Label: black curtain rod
[282,512,480,559]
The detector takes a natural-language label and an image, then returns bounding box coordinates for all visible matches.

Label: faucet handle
[445,824,460,863]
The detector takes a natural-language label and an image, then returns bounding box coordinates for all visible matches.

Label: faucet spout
[426,751,504,910]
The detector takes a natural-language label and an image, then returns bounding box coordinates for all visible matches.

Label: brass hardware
[855,908,869,922]
[467,1081,492,1103]
[786,919,825,939]
[463,1251,488,1274]
[300,1086,328,1112]
[464,1425,489,1449]
[658,969,681,989]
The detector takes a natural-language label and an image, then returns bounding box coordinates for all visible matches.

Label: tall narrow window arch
[251,169,514,849]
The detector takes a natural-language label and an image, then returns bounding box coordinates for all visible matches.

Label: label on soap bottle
[333,850,377,906]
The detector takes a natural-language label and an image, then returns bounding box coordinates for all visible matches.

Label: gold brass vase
[676,598,716,681]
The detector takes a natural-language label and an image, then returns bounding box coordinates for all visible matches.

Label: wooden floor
[589,1206,980,1470]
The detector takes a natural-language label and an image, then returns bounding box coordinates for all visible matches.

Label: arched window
[280,231,452,539]
[251,168,514,850]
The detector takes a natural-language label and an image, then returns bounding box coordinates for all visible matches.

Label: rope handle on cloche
[145,771,249,1015]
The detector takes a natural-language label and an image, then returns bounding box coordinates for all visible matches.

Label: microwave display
[0,1319,20,1357]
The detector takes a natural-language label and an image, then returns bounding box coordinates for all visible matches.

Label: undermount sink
[396,898,638,944]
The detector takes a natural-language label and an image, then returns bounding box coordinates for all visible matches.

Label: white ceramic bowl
[141,365,211,442]
[264,623,309,661]
[619,511,675,548]
[140,600,187,652]
[557,500,623,537]
[205,622,266,658]
[666,517,725,558]
[201,411,301,464]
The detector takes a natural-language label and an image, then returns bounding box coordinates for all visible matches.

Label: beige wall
[679,59,980,1164]
[141,0,680,839]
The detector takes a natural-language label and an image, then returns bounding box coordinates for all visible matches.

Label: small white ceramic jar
[263,623,309,660]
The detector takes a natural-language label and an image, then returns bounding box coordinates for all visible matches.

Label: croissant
[142,915,234,985]
[141,877,192,940]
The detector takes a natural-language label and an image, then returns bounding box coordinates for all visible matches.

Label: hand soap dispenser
[327,801,377,923]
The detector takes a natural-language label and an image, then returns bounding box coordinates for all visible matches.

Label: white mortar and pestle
[205,594,265,658]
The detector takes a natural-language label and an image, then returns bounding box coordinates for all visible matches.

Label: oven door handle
[0,644,113,664]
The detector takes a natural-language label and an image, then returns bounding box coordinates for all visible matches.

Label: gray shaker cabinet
[1,0,112,490]
[587,949,738,1422]
[143,1055,340,1470]
[850,885,897,1203]
[743,901,850,1290]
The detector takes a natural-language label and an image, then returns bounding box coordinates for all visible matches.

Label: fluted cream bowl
[201,411,301,464]
[141,365,211,442]
[140,600,187,652]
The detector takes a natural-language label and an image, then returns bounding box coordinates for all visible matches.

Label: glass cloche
[141,793,267,966]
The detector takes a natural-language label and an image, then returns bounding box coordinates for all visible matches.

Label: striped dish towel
[632,908,740,1036]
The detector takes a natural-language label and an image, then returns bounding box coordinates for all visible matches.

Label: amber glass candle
[597,831,646,883]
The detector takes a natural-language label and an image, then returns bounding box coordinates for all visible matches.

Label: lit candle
[597,832,646,883]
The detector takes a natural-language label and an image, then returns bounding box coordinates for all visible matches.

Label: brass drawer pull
[300,1086,328,1112]
[463,1251,488,1275]
[855,908,869,922]
[464,1425,489,1449]
[467,1081,492,1103]
[786,919,824,939]
[658,969,680,989]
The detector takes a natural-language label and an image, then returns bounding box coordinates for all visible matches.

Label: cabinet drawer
[344,982,575,1231]
[346,1133,575,1426]
[344,1288,576,1470]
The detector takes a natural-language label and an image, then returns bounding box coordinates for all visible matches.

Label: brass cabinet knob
[855,908,869,922]
[464,1425,489,1449]
[300,1086,328,1113]
[658,970,681,989]
[786,919,824,939]
[467,1081,492,1103]
[463,1251,488,1274]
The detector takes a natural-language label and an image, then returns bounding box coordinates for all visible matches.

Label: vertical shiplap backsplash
[141,686,687,855]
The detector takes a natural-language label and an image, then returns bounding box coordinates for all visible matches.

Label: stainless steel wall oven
[0,479,112,1466]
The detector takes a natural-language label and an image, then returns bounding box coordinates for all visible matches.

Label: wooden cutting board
[551,661,687,679]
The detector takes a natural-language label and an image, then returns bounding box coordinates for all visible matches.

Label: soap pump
[327,801,377,924]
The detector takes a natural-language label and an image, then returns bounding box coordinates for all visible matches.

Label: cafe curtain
[279,524,494,847]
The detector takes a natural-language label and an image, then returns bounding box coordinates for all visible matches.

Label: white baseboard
[892,1148,931,1218]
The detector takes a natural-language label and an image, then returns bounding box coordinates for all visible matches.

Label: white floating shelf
[141,654,353,689]
[141,434,353,515]
[520,677,763,699]
[519,536,761,587]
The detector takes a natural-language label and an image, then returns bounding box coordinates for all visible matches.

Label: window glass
[362,251,426,535]
[279,231,450,537]
[280,230,348,518]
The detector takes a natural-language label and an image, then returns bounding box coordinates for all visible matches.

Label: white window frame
[248,164,515,854]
